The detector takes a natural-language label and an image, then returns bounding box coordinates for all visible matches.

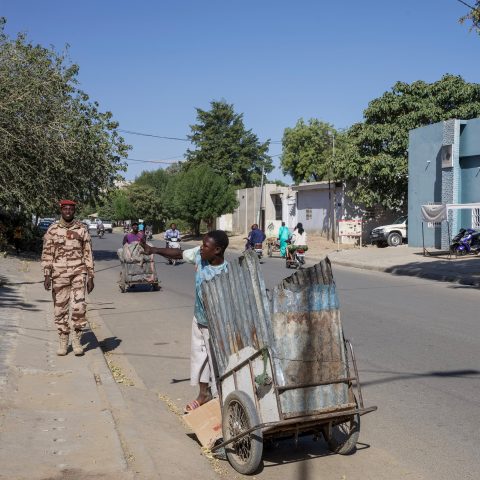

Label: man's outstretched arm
[142,242,183,259]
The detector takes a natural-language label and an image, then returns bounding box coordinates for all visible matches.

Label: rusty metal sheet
[201,250,273,376]
[202,254,350,416]
[271,258,350,416]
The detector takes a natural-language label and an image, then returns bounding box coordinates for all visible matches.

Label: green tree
[459,0,480,34]
[126,183,163,224]
[334,74,480,210]
[281,119,338,183]
[167,166,238,236]
[0,19,129,218]
[185,100,273,188]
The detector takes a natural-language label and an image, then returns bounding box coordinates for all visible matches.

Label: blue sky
[3,0,480,182]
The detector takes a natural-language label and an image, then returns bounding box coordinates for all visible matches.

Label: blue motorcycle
[450,228,480,256]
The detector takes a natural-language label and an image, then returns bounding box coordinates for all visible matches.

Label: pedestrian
[41,200,95,356]
[142,230,229,412]
[13,225,23,255]
[122,221,143,245]
[278,221,290,257]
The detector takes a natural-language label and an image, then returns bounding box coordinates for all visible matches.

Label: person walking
[13,225,23,255]
[278,221,290,257]
[41,200,95,356]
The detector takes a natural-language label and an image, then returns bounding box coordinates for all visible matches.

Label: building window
[473,209,480,229]
[306,208,312,221]
[272,194,282,221]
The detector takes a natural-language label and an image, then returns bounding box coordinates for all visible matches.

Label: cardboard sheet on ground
[183,398,222,448]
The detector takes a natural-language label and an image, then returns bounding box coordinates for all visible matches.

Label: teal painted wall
[408,123,444,248]
[460,118,480,157]
[460,155,480,226]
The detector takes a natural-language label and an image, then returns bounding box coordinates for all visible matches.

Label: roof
[291,180,339,191]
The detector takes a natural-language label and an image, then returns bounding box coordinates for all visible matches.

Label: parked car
[38,220,54,234]
[370,215,407,247]
[102,220,113,233]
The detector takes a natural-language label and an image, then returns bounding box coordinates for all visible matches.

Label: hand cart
[202,252,377,475]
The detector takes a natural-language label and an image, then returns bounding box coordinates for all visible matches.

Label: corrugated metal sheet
[201,250,273,376]
[202,253,351,417]
[271,258,350,417]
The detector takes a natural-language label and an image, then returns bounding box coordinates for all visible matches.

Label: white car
[370,215,408,247]
[89,220,113,234]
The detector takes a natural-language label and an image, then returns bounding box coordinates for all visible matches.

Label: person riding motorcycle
[164,223,181,247]
[287,223,308,261]
[96,219,105,237]
[245,224,266,250]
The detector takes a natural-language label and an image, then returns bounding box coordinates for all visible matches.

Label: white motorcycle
[166,236,181,265]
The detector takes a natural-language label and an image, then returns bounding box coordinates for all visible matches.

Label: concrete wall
[408,117,480,248]
[408,122,444,248]
[229,184,290,235]
[296,189,330,234]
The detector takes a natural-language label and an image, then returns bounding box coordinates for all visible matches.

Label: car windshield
[393,215,407,224]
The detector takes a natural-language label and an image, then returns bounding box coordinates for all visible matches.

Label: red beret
[59,200,76,207]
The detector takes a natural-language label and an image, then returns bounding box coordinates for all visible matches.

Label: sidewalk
[220,234,480,287]
[327,244,480,287]
[0,256,132,480]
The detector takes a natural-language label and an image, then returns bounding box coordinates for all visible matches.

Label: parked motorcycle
[166,237,181,265]
[450,228,480,255]
[286,248,306,269]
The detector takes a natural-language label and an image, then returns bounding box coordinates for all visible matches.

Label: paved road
[90,233,480,480]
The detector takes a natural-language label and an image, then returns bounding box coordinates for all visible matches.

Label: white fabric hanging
[421,204,447,223]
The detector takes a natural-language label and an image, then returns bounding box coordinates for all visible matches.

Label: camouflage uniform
[41,220,95,334]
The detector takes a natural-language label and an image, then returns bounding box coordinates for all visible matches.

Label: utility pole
[257,165,265,228]
[328,131,336,241]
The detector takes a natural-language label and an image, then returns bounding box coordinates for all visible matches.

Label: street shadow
[360,368,480,388]
[0,275,40,311]
[97,336,122,353]
[385,257,480,286]
[93,250,120,262]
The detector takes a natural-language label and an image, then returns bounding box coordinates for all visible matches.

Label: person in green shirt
[278,222,290,258]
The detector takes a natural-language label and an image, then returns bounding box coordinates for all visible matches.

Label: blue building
[408,118,480,248]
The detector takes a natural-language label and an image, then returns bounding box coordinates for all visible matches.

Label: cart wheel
[222,390,263,475]
[326,412,360,455]
[172,259,177,266]
[267,245,273,257]
[152,283,161,291]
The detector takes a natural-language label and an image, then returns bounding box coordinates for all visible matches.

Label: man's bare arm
[143,244,183,259]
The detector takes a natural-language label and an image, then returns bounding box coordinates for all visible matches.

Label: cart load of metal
[201,250,376,475]
[117,241,160,292]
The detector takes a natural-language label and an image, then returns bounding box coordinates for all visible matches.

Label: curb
[329,258,480,287]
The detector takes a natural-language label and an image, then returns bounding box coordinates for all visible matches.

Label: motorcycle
[166,237,181,265]
[450,228,480,255]
[145,228,153,240]
[97,227,105,238]
[124,225,130,234]
[244,240,264,260]
[286,247,306,269]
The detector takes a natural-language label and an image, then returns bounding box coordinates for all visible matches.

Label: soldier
[41,200,95,356]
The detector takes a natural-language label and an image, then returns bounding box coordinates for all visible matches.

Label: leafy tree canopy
[281,119,337,183]
[334,74,480,210]
[166,166,238,236]
[0,19,130,218]
[459,0,480,34]
[185,100,273,188]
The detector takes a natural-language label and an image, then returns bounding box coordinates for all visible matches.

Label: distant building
[408,118,480,248]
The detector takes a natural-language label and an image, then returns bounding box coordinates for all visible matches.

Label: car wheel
[387,232,402,247]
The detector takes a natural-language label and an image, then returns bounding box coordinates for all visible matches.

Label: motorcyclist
[245,224,266,250]
[164,223,181,247]
[96,219,105,236]
[287,222,308,261]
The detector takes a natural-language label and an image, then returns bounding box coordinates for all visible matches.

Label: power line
[119,129,191,142]
[457,0,476,10]
[119,128,282,144]
[126,152,282,165]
